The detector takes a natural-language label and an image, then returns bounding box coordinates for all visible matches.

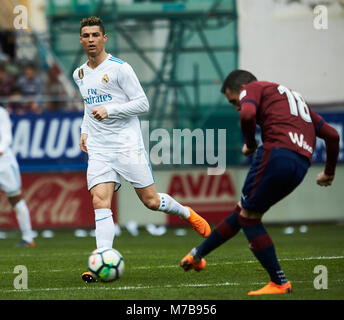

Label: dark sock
[238,215,288,285]
[196,204,242,257]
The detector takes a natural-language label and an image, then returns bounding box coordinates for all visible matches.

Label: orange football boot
[184,206,211,238]
[180,249,206,272]
[248,281,292,295]
[27,241,36,248]
[16,240,36,247]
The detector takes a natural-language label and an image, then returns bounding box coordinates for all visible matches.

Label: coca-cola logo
[26,176,85,225]
[0,174,94,228]
[0,194,12,225]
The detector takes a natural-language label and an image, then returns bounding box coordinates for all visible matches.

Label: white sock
[95,208,115,249]
[158,193,190,219]
[14,199,33,243]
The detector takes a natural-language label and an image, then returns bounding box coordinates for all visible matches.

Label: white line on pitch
[2,279,344,294]
[135,255,344,270]
[0,255,343,275]
[1,281,240,293]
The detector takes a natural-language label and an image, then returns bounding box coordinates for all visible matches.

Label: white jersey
[73,54,149,153]
[0,106,22,195]
[0,106,14,163]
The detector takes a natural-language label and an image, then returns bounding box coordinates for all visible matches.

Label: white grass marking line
[0,269,66,274]
[0,255,343,275]
[2,279,344,294]
[1,281,240,293]
[135,255,344,270]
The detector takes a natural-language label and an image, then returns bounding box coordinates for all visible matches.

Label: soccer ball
[88,247,124,282]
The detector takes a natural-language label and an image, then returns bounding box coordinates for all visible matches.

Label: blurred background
[0,0,343,236]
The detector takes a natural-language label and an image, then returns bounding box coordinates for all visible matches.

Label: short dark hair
[25,62,36,70]
[80,16,105,35]
[221,69,257,94]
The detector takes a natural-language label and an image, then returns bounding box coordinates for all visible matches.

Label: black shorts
[241,146,310,214]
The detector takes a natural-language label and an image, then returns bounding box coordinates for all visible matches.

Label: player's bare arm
[92,106,108,121]
[80,133,88,153]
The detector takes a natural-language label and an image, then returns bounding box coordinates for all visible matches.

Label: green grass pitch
[0,224,343,300]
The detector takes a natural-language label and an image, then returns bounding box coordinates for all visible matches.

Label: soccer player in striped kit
[180,70,340,295]
[73,17,211,283]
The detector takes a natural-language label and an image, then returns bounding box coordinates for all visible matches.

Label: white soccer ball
[88,247,124,282]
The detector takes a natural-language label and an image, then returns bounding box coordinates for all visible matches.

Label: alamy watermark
[313,265,328,290]
[114,122,228,175]
[13,5,28,30]
[13,265,28,290]
[313,5,328,30]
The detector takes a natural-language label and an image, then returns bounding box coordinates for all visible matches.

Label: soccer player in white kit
[74,17,211,283]
[0,106,35,247]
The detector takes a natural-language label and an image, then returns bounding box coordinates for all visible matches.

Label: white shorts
[0,150,22,197]
[87,148,155,191]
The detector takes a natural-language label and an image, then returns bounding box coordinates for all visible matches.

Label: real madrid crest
[78,68,84,79]
[102,74,109,84]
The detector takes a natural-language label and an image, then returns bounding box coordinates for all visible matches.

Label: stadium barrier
[0,166,342,229]
[117,167,343,226]
[0,111,342,229]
